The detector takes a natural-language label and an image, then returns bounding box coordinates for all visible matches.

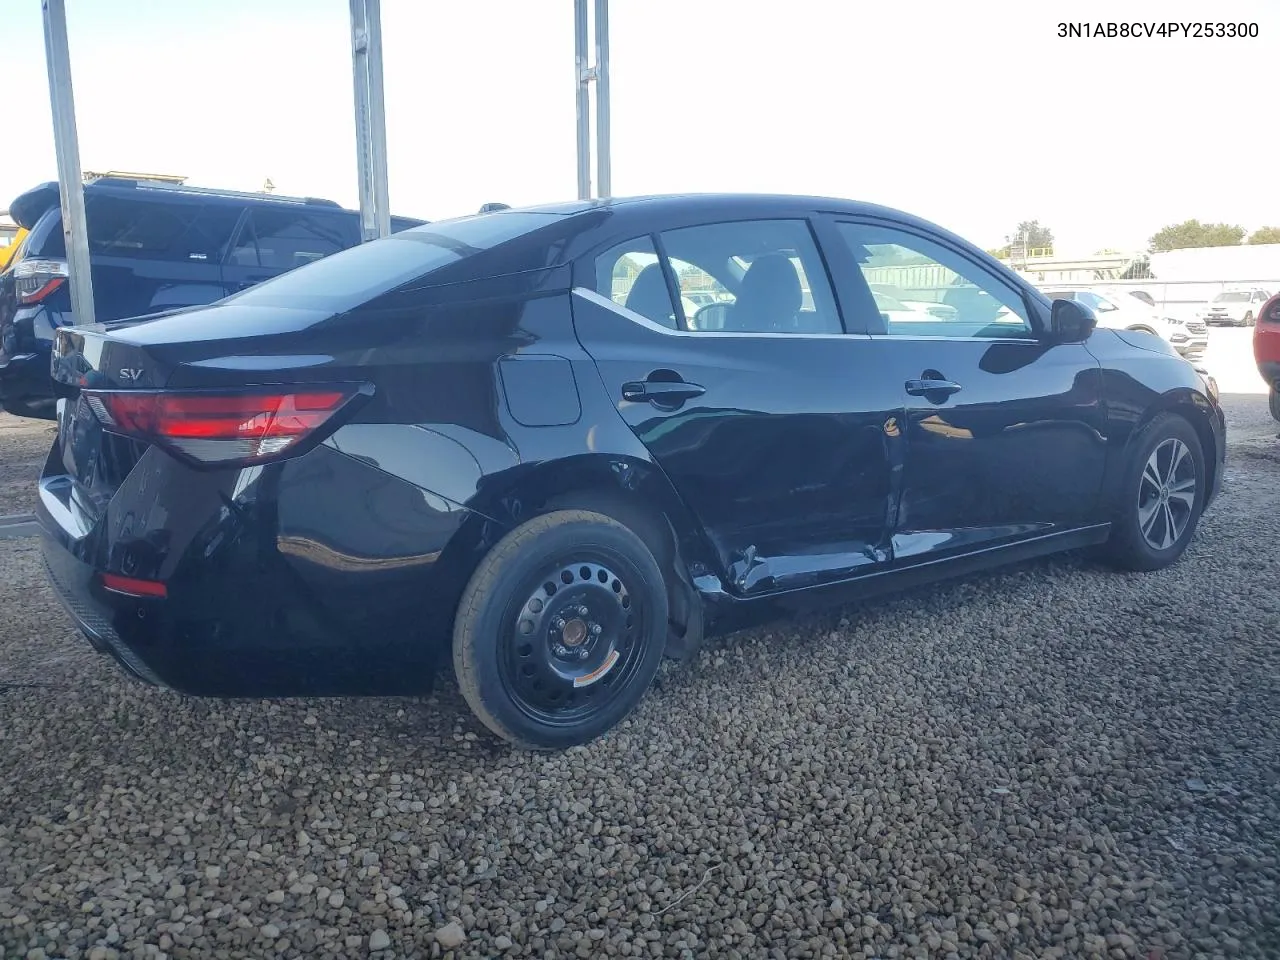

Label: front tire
[1269,388,1280,424]
[1101,413,1205,572]
[453,509,669,749]
[1243,311,1255,327]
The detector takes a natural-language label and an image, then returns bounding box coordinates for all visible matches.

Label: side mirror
[1048,298,1097,342]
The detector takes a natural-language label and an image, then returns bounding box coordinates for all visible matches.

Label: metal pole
[594,0,611,199]
[349,0,389,241]
[574,0,592,200]
[364,0,391,238]
[41,0,94,327]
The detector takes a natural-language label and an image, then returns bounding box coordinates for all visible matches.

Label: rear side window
[85,196,242,263]
[224,211,567,312]
[661,219,842,334]
[595,238,678,329]
[229,209,357,270]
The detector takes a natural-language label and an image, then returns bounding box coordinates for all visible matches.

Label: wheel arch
[1111,388,1219,512]
[451,453,722,659]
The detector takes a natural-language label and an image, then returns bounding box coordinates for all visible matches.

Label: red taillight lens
[84,386,366,466]
[14,258,69,303]
[102,573,167,598]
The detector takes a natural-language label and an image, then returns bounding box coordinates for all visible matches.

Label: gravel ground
[0,411,55,516]
[1,395,1278,960]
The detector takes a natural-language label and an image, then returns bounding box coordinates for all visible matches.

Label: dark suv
[0,175,423,418]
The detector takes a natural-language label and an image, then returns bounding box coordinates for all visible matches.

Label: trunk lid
[48,301,331,509]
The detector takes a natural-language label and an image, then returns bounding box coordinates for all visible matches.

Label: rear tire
[452,509,668,750]
[1100,413,1205,572]
[1242,311,1255,328]
[1269,388,1280,424]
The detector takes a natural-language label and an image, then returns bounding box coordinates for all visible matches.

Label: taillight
[102,573,167,598]
[1261,294,1280,324]
[83,384,370,467]
[14,258,69,304]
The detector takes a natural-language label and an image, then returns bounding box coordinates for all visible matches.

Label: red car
[1256,292,1280,422]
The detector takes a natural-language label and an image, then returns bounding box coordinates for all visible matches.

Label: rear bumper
[0,304,59,404]
[1258,360,1280,391]
[0,347,50,403]
[37,440,477,697]
[41,531,166,686]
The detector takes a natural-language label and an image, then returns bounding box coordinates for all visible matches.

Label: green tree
[1149,220,1245,252]
[1248,226,1280,245]
[1006,220,1054,255]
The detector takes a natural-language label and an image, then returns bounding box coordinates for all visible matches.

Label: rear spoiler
[8,182,60,230]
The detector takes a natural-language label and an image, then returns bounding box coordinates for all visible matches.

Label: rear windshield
[222,211,566,312]
[21,194,245,264]
[1213,292,1250,303]
[23,207,67,259]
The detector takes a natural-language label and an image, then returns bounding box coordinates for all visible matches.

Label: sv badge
[119,368,144,382]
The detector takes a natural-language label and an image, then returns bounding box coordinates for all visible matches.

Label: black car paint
[37,195,1226,697]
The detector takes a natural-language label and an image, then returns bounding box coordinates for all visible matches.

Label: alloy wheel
[1137,437,1197,551]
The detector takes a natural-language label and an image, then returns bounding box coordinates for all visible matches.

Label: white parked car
[871,284,959,321]
[872,290,937,323]
[1041,286,1209,359]
[1200,288,1272,327]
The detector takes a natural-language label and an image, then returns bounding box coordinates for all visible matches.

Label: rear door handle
[905,378,962,397]
[621,379,707,405]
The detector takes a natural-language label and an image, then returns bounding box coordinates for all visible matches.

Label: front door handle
[905,378,962,397]
[621,379,707,405]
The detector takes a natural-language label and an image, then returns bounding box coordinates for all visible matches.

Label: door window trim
[572,287,869,341]
[816,214,1047,341]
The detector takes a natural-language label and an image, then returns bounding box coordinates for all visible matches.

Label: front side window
[835,222,1034,338]
[659,219,842,334]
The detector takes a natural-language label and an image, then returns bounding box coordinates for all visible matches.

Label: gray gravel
[2,395,1279,960]
[0,411,55,516]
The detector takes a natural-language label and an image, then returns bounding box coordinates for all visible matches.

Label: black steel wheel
[453,509,668,749]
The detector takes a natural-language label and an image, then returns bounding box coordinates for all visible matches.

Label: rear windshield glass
[223,212,566,312]
[22,195,245,264]
[1214,292,1249,303]
[24,207,67,259]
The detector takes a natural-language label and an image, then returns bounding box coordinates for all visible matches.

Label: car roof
[7,177,402,231]
[478,193,985,260]
[514,192,939,222]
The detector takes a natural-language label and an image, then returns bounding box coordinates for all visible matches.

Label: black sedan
[37,194,1226,749]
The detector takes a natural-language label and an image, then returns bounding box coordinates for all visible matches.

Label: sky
[2,0,1277,255]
